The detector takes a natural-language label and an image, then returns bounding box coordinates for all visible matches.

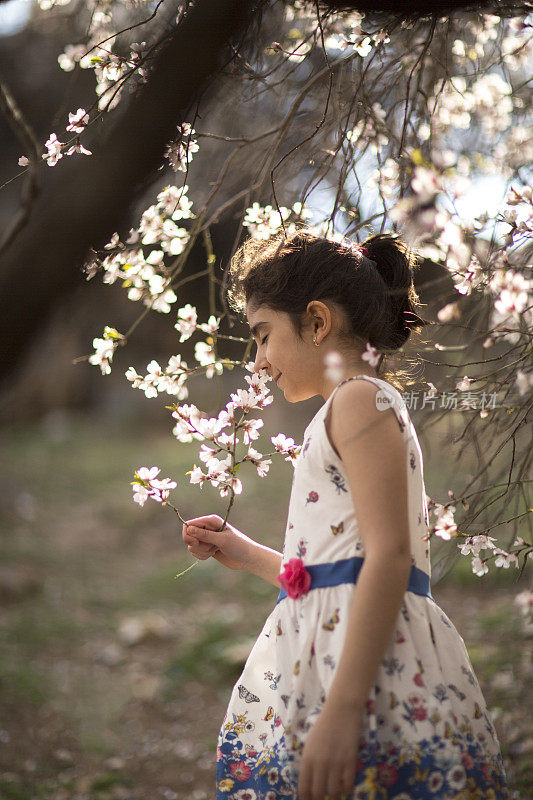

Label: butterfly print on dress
[330,521,344,536]
[325,464,348,494]
[322,608,340,631]
[238,684,260,703]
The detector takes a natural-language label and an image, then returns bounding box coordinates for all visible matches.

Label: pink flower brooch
[277,557,312,599]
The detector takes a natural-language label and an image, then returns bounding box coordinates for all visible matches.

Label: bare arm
[324,381,412,711]
[245,541,283,587]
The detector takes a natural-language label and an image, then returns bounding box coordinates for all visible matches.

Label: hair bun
[361,233,430,348]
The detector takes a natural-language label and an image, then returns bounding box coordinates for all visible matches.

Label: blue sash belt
[276,556,433,604]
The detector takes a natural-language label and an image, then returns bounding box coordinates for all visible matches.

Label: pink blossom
[361,342,381,368]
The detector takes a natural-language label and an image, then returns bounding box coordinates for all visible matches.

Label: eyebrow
[249,321,269,339]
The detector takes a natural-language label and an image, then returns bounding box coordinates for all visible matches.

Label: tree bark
[0,0,265,385]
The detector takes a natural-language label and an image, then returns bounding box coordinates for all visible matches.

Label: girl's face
[246,301,364,402]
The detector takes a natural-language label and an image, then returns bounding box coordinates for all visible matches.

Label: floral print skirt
[215,586,509,799]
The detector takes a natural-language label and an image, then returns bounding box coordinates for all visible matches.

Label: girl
[182,230,509,800]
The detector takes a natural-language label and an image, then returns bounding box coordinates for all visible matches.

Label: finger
[185,515,224,530]
[184,533,214,550]
[183,524,215,542]
[341,763,357,797]
[188,544,216,559]
[186,525,220,545]
[312,766,328,800]
[183,525,205,541]
[189,540,216,554]
[298,764,312,800]
[183,526,202,543]
[326,770,344,800]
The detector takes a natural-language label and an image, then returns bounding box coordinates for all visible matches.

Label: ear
[306,300,333,341]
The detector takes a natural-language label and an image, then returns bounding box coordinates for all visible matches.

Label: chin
[283,387,311,404]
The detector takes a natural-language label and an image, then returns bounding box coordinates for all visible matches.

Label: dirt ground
[0,416,531,800]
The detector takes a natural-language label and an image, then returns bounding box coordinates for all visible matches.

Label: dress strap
[324,375,403,411]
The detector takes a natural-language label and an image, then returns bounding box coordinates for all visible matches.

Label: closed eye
[261,335,269,345]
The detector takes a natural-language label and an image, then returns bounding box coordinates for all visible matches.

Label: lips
[274,373,282,384]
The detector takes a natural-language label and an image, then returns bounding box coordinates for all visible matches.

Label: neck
[321,363,380,402]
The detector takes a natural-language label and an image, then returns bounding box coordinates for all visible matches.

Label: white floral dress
[216,375,509,800]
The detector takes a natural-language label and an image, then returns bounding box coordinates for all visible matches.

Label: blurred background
[0,1,531,798]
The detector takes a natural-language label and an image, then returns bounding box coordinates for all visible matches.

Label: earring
[313,335,320,347]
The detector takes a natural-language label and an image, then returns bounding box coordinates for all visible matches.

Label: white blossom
[66,108,89,133]
[243,202,291,240]
[126,355,189,399]
[132,466,177,506]
[65,142,92,157]
[324,351,344,384]
[43,133,63,166]
[175,304,198,342]
[514,590,533,618]
[471,557,489,577]
[164,124,199,172]
[515,370,533,396]
[459,534,496,557]
[432,504,458,540]
[493,549,519,568]
[88,326,123,375]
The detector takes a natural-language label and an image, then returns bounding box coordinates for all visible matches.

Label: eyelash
[261,335,269,345]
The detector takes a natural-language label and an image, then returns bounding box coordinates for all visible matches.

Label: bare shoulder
[325,379,404,461]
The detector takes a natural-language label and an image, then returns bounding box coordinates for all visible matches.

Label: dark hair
[227,227,432,390]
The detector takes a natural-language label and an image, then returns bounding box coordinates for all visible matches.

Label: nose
[253,350,270,375]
